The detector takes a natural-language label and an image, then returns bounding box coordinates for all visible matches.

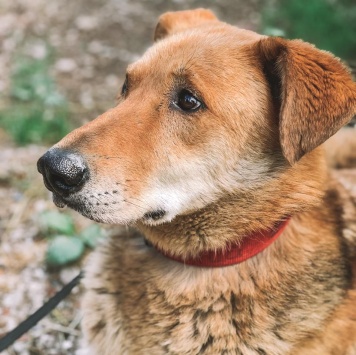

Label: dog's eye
[175,89,201,112]
[121,76,128,96]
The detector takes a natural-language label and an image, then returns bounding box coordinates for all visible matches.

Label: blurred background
[0,0,355,353]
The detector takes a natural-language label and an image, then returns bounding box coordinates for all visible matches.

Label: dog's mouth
[52,193,67,208]
[52,192,102,222]
[50,190,169,225]
[51,192,90,214]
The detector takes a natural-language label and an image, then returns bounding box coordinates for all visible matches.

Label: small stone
[27,42,47,59]
[88,41,103,54]
[55,58,77,73]
[80,90,94,109]
[0,14,16,36]
[60,267,81,285]
[62,339,73,350]
[105,74,119,88]
[75,16,98,31]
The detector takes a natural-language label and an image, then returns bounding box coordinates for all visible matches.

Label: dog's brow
[125,67,147,85]
[125,70,132,80]
[125,65,138,80]
[171,66,193,82]
[126,64,135,74]
[173,66,186,76]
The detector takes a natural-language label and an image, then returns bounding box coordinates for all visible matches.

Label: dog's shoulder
[325,126,356,169]
[328,168,356,259]
[294,289,356,355]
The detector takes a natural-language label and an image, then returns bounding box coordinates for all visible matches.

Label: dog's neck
[137,149,328,260]
[147,217,290,267]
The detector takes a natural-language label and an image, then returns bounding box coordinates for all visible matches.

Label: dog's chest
[82,234,348,355]
[138,284,294,355]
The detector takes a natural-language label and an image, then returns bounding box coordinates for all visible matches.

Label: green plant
[39,210,106,267]
[0,51,71,145]
[261,0,356,60]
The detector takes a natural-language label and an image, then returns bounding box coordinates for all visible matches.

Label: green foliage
[79,224,106,249]
[47,235,85,267]
[261,0,356,60]
[39,210,75,235]
[39,210,106,267]
[0,51,71,145]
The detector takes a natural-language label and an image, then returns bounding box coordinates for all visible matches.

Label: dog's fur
[42,9,356,354]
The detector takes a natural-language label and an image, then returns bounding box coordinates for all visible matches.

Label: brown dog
[38,9,356,354]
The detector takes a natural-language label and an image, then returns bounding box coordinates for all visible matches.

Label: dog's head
[38,9,356,226]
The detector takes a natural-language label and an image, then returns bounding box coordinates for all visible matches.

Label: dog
[38,9,356,354]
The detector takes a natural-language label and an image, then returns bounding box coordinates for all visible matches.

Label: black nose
[37,149,88,196]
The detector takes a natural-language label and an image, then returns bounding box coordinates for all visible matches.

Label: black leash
[0,271,83,352]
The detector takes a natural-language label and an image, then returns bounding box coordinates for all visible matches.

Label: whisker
[123,199,147,211]
[91,195,103,203]
[84,154,124,160]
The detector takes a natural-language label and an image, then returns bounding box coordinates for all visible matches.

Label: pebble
[60,267,81,285]
[75,16,98,31]
[55,58,77,73]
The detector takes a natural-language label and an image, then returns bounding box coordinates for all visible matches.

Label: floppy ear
[257,37,356,164]
[154,8,218,41]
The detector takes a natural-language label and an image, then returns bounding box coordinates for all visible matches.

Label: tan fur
[325,127,356,169]
[41,9,356,354]
[154,9,218,41]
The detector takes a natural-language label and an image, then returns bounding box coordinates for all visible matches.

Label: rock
[75,16,98,31]
[55,58,77,73]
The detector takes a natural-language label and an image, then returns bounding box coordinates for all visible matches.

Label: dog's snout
[37,149,88,196]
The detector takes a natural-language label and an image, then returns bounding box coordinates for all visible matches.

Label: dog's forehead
[127,25,264,80]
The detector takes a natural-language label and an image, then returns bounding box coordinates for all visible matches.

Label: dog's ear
[257,37,356,164]
[154,9,218,41]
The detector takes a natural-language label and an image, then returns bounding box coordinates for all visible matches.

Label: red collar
[152,218,291,267]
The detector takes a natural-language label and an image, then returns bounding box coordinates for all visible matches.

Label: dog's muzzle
[37,148,88,197]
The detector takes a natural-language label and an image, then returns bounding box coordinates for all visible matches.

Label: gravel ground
[0,138,89,354]
[0,144,73,353]
[0,1,263,354]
